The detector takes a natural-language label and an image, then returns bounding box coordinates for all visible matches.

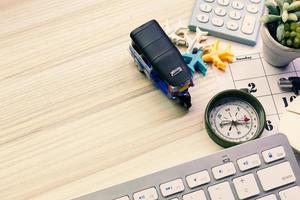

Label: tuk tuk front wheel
[178,93,191,109]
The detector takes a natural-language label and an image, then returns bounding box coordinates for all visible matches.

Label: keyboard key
[279,186,300,200]
[197,14,209,23]
[212,162,236,180]
[226,21,239,31]
[160,179,184,197]
[257,162,296,192]
[217,0,229,6]
[262,146,286,163]
[257,194,277,200]
[241,14,256,34]
[212,17,224,27]
[183,190,207,200]
[229,10,241,20]
[115,196,130,200]
[208,182,235,200]
[237,154,261,171]
[186,170,210,188]
[200,4,212,13]
[233,174,260,199]
[215,7,226,16]
[133,188,158,200]
[247,4,258,14]
[232,1,244,9]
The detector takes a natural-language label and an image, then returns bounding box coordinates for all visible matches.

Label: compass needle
[220,120,231,126]
[234,124,239,132]
[229,123,233,131]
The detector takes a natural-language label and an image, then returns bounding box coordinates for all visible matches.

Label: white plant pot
[261,25,300,67]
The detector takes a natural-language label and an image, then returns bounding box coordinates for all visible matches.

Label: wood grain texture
[0,0,256,199]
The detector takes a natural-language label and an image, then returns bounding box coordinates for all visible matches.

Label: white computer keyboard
[74,134,300,200]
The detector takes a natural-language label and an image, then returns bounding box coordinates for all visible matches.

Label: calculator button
[217,0,229,6]
[250,0,261,3]
[212,162,236,180]
[241,14,256,34]
[226,21,239,31]
[186,170,210,188]
[237,154,261,171]
[256,194,277,200]
[232,1,244,10]
[204,0,215,2]
[279,186,300,200]
[160,178,184,197]
[247,4,258,14]
[262,146,286,163]
[215,7,226,16]
[133,187,158,200]
[233,174,260,199]
[229,10,242,20]
[197,14,209,23]
[183,190,207,200]
[208,182,235,200]
[200,4,212,13]
[212,17,224,27]
[257,162,296,192]
[115,196,130,200]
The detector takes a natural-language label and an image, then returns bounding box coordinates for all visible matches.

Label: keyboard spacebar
[257,162,296,191]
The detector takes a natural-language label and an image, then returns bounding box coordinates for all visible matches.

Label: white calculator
[189,0,265,46]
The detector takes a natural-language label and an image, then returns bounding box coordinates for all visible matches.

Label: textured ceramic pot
[261,25,300,67]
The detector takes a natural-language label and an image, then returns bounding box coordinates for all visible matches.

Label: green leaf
[275,0,284,11]
[275,0,284,7]
[265,1,280,14]
[260,15,282,23]
[288,13,298,21]
[295,11,300,19]
[282,11,289,22]
[288,1,300,11]
[282,3,289,22]
[277,23,286,41]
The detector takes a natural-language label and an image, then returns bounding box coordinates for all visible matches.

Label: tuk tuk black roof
[130,20,191,87]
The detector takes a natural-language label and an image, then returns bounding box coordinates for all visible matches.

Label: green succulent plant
[261,0,300,48]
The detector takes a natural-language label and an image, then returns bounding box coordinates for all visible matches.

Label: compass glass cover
[208,97,260,143]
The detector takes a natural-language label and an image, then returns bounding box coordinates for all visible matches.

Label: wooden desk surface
[0,0,263,199]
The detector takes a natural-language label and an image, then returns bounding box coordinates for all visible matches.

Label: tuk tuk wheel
[178,93,191,109]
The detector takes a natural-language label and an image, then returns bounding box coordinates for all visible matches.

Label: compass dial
[205,89,266,148]
[209,98,259,143]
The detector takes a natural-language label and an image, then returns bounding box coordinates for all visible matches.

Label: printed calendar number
[248,82,257,93]
[282,95,297,107]
[265,120,273,131]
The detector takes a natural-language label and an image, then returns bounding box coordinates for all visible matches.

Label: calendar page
[213,53,300,137]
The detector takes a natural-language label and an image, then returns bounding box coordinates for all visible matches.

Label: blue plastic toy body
[129,44,193,107]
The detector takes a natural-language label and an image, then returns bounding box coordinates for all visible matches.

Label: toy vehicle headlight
[168,85,179,93]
